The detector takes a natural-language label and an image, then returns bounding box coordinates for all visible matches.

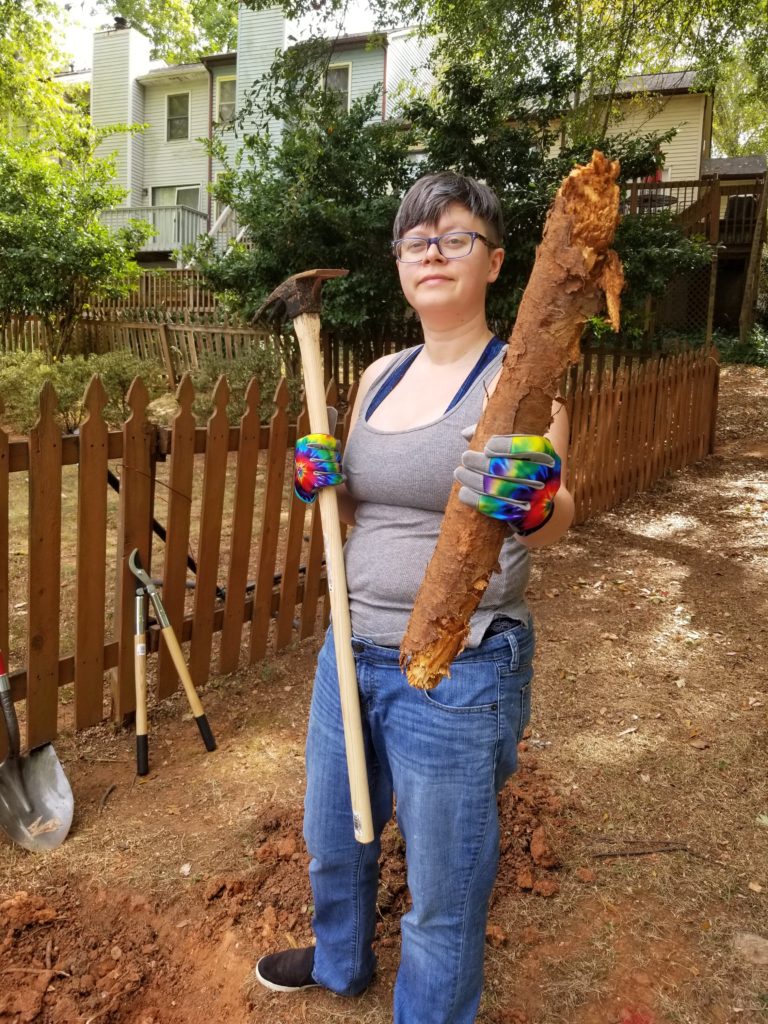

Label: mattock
[256,269,374,845]
[128,547,217,769]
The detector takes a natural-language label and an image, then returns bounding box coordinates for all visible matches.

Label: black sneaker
[254,946,320,992]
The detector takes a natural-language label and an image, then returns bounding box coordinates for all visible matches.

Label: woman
[255,172,574,1024]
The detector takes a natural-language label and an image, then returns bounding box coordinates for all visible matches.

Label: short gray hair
[393,172,504,245]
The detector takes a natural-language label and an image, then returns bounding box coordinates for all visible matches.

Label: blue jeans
[303,619,535,1024]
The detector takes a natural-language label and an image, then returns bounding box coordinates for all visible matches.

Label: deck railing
[101,205,209,253]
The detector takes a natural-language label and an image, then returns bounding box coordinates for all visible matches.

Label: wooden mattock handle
[294,311,374,844]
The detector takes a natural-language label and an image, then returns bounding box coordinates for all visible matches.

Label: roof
[608,70,701,97]
[201,51,237,68]
[136,62,208,84]
[701,155,767,178]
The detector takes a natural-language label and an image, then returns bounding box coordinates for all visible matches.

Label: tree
[243,0,768,145]
[712,48,768,157]
[98,0,239,62]
[0,136,152,359]
[194,57,418,360]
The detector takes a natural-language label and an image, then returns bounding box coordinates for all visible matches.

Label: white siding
[606,93,707,181]
[91,27,151,204]
[385,29,435,118]
[211,62,240,181]
[236,6,285,142]
[345,46,386,115]
[142,75,210,210]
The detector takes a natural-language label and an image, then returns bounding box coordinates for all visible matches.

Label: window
[217,77,236,124]
[325,64,350,111]
[175,186,200,209]
[151,185,200,209]
[167,93,189,140]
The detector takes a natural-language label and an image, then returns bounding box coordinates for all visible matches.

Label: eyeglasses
[391,231,498,263]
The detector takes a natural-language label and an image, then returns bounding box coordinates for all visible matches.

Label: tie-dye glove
[454,428,561,535]
[294,432,344,504]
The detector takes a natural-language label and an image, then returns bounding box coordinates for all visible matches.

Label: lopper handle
[160,626,217,752]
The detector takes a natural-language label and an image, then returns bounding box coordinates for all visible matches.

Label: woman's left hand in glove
[454,429,562,535]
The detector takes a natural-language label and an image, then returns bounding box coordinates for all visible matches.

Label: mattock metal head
[254,268,348,326]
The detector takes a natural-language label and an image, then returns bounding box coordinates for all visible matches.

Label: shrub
[191,342,302,423]
[0,349,167,434]
[713,326,768,367]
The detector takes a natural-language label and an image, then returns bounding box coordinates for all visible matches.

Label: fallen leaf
[748,881,763,893]
[688,738,710,750]
[756,814,768,828]
[617,726,638,737]
[179,863,192,877]
[601,632,619,641]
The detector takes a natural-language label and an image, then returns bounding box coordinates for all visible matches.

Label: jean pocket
[421,661,500,715]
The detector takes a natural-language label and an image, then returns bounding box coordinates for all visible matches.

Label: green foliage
[713,326,768,367]
[98,0,238,62]
[197,46,681,349]
[194,64,418,349]
[0,142,152,360]
[713,45,768,157]
[583,213,713,348]
[190,342,301,422]
[0,350,166,434]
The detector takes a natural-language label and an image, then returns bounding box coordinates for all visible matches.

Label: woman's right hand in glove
[294,433,344,504]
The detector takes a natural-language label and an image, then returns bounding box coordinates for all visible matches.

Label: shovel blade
[0,744,74,852]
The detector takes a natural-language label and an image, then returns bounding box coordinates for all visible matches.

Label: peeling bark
[400,151,625,690]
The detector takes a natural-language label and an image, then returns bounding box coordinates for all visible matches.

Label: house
[86,8,432,264]
[79,8,764,334]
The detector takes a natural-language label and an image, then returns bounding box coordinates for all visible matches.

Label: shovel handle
[0,685,21,760]
[160,626,217,752]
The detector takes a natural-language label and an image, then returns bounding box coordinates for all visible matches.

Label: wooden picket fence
[0,344,719,753]
[90,269,218,312]
[563,344,720,523]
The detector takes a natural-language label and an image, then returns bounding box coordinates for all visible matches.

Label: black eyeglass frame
[391,230,499,263]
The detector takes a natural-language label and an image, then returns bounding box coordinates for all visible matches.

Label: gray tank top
[343,344,531,648]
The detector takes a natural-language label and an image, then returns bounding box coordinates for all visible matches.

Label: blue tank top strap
[364,346,423,421]
[364,335,505,423]
[445,335,505,412]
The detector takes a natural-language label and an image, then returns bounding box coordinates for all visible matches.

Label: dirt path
[1,365,766,1024]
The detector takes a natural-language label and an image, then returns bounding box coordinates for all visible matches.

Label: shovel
[0,653,74,852]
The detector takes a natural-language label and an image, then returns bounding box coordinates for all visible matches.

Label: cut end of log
[400,619,470,689]
[561,150,621,252]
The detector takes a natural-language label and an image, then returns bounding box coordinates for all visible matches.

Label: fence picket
[74,377,109,729]
[250,378,289,662]
[157,376,196,698]
[27,382,62,748]
[113,378,153,721]
[220,378,261,674]
[189,377,230,685]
